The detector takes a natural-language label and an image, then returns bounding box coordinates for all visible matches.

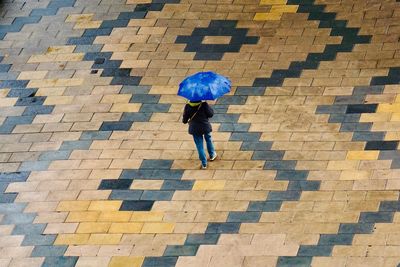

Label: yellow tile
[54,234,90,245]
[391,113,400,121]
[88,200,122,211]
[66,14,93,22]
[260,0,287,4]
[98,211,132,222]
[377,103,400,113]
[346,151,379,160]
[385,132,400,140]
[57,201,90,211]
[18,71,48,80]
[192,180,226,190]
[74,20,102,29]
[110,103,141,112]
[141,223,174,233]
[46,45,75,54]
[88,233,122,245]
[76,222,110,233]
[131,211,164,222]
[254,12,282,21]
[109,223,143,233]
[130,180,164,190]
[28,54,57,63]
[360,113,391,122]
[109,257,144,267]
[270,4,298,13]
[55,53,84,62]
[66,211,100,222]
[0,98,17,107]
[101,94,131,104]
[43,96,74,105]
[340,170,371,180]
[0,88,9,97]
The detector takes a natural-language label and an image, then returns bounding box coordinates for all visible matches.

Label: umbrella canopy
[178,71,231,101]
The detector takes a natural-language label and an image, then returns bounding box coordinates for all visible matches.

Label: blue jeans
[193,133,216,167]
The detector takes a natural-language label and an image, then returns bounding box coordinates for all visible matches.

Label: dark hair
[189,100,201,103]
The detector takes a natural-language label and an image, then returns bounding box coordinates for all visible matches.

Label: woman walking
[182,100,217,169]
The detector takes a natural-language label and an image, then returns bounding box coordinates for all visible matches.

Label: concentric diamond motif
[175,20,259,60]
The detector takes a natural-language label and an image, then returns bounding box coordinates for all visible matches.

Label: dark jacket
[182,102,214,135]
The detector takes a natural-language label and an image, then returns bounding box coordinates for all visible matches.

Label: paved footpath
[0,0,400,266]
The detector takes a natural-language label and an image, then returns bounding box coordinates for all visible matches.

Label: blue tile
[83,52,112,61]
[0,203,26,214]
[111,76,141,86]
[340,122,371,132]
[227,211,261,222]
[241,141,272,151]
[164,245,198,256]
[121,112,152,122]
[352,131,385,141]
[353,85,384,95]
[297,245,332,256]
[316,105,346,114]
[267,190,301,201]
[42,256,78,267]
[82,28,113,37]
[328,114,360,123]
[80,131,111,140]
[247,201,281,212]
[22,234,57,246]
[334,95,365,104]
[0,64,11,72]
[359,212,393,223]
[287,181,320,191]
[16,96,45,106]
[19,161,51,171]
[234,86,265,96]
[139,103,170,113]
[100,121,132,131]
[153,170,183,180]
[74,44,103,53]
[23,105,54,116]
[0,182,7,192]
[162,180,194,190]
[141,159,173,170]
[318,234,353,245]
[206,223,240,234]
[346,104,377,113]
[99,179,133,190]
[118,11,146,20]
[109,190,143,200]
[276,256,312,267]
[120,200,154,211]
[338,223,374,234]
[264,160,296,170]
[0,193,16,203]
[142,257,178,267]
[130,94,160,103]
[13,224,46,235]
[379,201,400,212]
[0,172,29,182]
[276,170,308,181]
[47,0,76,8]
[141,190,174,201]
[211,114,239,123]
[185,234,219,245]
[60,140,92,150]
[1,213,36,224]
[252,150,283,160]
[7,88,37,98]
[31,245,67,257]
[365,141,398,150]
[30,8,58,16]
[39,151,71,161]
[100,19,130,29]
[219,123,250,132]
[121,85,151,94]
[216,95,247,105]
[67,37,95,45]
[230,132,261,142]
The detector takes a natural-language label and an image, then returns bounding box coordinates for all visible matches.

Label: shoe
[201,164,207,170]
[209,153,217,161]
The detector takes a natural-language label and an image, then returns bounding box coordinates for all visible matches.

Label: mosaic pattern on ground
[1,0,400,266]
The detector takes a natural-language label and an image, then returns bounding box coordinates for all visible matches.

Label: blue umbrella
[178,71,231,101]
